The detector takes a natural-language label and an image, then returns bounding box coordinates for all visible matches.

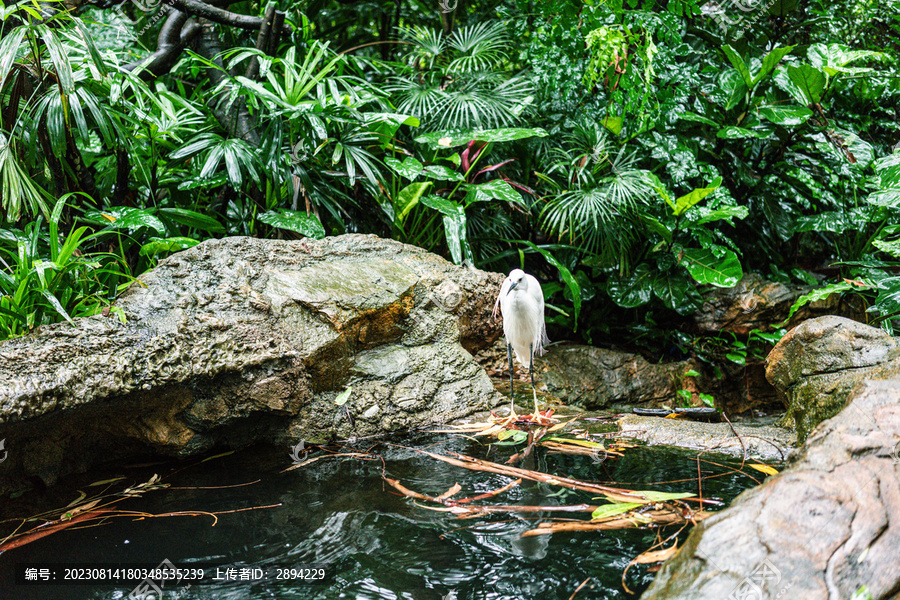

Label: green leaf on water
[633,490,696,502]
[591,502,643,520]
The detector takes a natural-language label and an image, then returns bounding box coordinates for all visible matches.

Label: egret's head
[506,269,526,294]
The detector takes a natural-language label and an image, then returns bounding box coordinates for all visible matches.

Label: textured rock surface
[538,345,700,410]
[618,415,793,461]
[692,273,855,334]
[0,235,505,491]
[766,316,900,442]
[641,378,900,600]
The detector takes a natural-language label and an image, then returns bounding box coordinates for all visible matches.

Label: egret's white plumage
[492,269,549,415]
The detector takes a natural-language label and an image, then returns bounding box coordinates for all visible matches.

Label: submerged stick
[422,450,654,504]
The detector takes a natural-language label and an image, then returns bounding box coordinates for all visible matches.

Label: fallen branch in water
[521,507,710,536]
[280,452,377,473]
[420,450,721,505]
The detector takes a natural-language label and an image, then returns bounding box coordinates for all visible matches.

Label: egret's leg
[507,343,515,415]
[530,343,539,415]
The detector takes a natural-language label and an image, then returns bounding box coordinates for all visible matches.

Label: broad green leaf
[772,66,809,105]
[601,116,623,135]
[716,127,770,139]
[462,180,522,206]
[75,19,109,78]
[385,157,424,180]
[695,205,749,225]
[442,205,473,265]
[363,113,420,144]
[786,65,826,104]
[808,43,880,76]
[867,190,900,208]
[258,209,326,239]
[874,238,900,259]
[591,502,643,520]
[872,277,900,322]
[522,241,581,326]
[158,208,225,233]
[40,28,75,93]
[673,177,722,216]
[496,429,528,443]
[752,45,794,86]
[394,182,432,224]
[176,174,228,190]
[681,247,742,287]
[0,29,27,92]
[83,207,166,234]
[652,272,702,315]
[139,237,201,258]
[422,165,465,181]
[420,195,459,216]
[722,45,752,87]
[415,127,548,149]
[642,216,672,244]
[678,112,720,127]
[782,281,854,324]
[607,263,653,308]
[758,106,813,126]
[713,69,748,111]
[793,210,856,233]
[873,153,900,188]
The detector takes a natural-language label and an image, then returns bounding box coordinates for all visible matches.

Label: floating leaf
[747,463,779,476]
[592,502,643,520]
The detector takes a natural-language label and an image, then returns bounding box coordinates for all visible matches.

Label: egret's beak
[506,281,518,295]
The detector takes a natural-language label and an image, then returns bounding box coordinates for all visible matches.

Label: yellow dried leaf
[747,463,779,476]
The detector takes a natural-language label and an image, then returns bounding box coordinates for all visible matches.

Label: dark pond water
[0,431,769,600]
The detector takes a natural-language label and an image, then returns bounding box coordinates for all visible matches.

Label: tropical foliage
[0,0,898,360]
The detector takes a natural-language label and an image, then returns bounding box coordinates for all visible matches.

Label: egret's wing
[526,273,549,356]
[492,276,512,320]
[536,322,550,356]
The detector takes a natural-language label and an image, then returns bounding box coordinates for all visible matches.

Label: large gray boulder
[538,345,700,410]
[692,273,845,334]
[641,377,900,600]
[765,316,900,442]
[0,235,504,492]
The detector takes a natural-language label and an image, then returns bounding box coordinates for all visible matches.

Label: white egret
[492,269,549,416]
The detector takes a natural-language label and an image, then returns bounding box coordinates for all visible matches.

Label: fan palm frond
[447,22,509,73]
